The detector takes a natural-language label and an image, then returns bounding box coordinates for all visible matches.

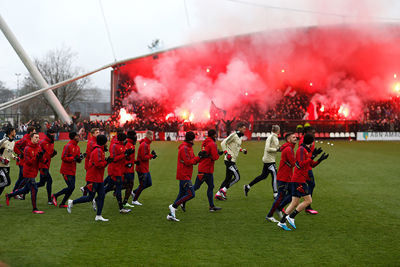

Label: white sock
[222,187,227,192]
[216,191,222,196]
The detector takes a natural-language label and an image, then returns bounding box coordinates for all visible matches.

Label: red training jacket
[291,144,319,183]
[198,137,219,173]
[60,140,81,176]
[176,141,200,181]
[135,137,153,173]
[23,141,44,178]
[298,136,315,171]
[125,139,136,174]
[108,140,126,178]
[86,145,108,183]
[276,142,296,182]
[14,133,31,166]
[85,136,97,170]
[39,135,54,170]
[110,135,118,145]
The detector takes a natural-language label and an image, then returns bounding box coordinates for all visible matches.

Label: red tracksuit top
[107,140,126,177]
[14,133,31,166]
[23,141,44,178]
[110,135,118,145]
[176,141,200,181]
[86,145,108,183]
[39,135,54,170]
[198,137,219,174]
[85,136,97,170]
[125,139,136,174]
[60,140,81,176]
[291,144,320,183]
[276,142,296,182]
[135,137,153,173]
[298,136,315,172]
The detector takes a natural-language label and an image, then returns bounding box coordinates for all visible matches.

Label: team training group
[0,122,329,230]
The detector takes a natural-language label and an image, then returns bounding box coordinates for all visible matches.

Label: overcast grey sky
[1,0,400,90]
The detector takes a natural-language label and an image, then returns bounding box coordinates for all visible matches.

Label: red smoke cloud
[117,24,400,121]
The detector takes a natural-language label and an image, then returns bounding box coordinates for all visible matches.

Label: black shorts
[277,180,289,194]
[291,182,309,198]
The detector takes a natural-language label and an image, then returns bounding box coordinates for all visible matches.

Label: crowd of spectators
[261,94,309,120]
[359,98,400,131]
[5,86,400,136]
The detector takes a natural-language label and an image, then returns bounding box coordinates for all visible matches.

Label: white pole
[0,64,112,110]
[0,13,72,124]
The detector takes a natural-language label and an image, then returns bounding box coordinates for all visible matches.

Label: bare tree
[0,81,14,103]
[19,47,93,120]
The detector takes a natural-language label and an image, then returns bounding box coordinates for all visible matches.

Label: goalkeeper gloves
[311,147,323,160]
[317,153,329,163]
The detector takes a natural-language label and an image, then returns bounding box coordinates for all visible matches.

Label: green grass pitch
[0,140,399,266]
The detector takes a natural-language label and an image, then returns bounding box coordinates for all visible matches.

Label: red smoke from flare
[117,25,400,122]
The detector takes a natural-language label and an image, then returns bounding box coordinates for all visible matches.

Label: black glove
[241,148,247,155]
[79,153,87,161]
[36,151,44,160]
[51,150,57,157]
[19,153,24,159]
[317,153,329,163]
[218,150,224,156]
[134,160,140,165]
[198,150,209,159]
[106,157,114,164]
[125,163,133,168]
[311,147,323,160]
[151,150,157,159]
[125,148,134,157]
[104,145,108,152]
[74,155,81,162]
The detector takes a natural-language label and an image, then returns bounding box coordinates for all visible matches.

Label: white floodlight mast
[0,13,72,124]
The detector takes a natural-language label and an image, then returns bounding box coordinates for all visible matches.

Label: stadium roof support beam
[0,64,112,111]
[0,13,71,124]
